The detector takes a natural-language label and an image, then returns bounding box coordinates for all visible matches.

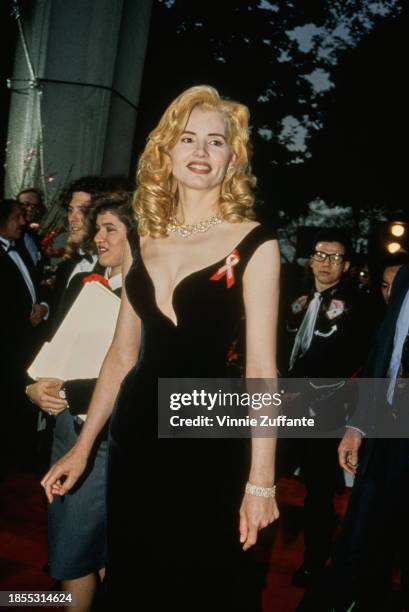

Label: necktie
[387,289,409,404]
[83,252,94,264]
[77,249,94,264]
[289,291,322,370]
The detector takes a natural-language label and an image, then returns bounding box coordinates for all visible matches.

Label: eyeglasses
[312,250,345,265]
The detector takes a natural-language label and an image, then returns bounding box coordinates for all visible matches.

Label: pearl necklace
[167,215,222,238]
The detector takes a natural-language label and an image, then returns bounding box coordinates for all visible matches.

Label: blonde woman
[42,86,280,611]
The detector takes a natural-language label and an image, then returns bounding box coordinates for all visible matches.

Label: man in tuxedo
[298,263,409,610]
[49,175,107,331]
[0,199,49,470]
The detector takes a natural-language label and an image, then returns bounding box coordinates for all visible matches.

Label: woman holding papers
[41,86,280,611]
[27,193,136,612]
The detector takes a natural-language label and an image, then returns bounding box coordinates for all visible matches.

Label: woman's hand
[239,492,279,551]
[40,445,88,503]
[26,378,67,416]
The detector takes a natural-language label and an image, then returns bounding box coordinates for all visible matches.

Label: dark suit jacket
[49,255,104,334]
[286,280,376,379]
[349,264,409,471]
[0,241,47,372]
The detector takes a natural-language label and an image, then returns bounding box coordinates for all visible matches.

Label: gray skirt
[48,410,108,580]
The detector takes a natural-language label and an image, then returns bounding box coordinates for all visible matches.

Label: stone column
[5,0,152,205]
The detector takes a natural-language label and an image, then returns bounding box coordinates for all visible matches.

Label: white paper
[28,281,121,380]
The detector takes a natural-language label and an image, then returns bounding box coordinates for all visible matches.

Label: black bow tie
[72,251,94,264]
[80,252,94,264]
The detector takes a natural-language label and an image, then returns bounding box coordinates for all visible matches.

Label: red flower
[41,227,64,257]
[82,273,110,289]
[47,247,65,257]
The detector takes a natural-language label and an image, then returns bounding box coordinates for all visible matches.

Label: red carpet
[0,470,58,611]
[261,478,351,611]
[0,470,350,611]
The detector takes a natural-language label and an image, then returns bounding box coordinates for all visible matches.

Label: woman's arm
[240,238,281,550]
[41,242,141,500]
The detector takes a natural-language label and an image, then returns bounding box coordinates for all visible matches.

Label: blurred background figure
[16,188,46,268]
[350,254,372,294]
[17,188,46,226]
[0,199,49,473]
[380,253,409,304]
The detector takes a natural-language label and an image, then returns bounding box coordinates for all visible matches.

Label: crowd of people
[1,85,409,611]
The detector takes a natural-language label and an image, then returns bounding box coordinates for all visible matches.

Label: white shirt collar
[0,237,11,249]
[106,271,123,292]
[66,253,98,287]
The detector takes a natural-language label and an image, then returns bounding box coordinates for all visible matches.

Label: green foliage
[134,1,402,218]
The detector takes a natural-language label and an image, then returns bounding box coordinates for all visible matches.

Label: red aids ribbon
[210,249,240,288]
[82,273,110,289]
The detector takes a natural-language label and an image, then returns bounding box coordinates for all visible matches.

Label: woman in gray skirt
[27,192,136,611]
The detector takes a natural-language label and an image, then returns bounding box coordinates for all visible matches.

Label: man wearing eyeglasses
[283,228,375,588]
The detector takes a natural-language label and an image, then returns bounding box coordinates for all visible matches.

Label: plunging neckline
[139,224,261,327]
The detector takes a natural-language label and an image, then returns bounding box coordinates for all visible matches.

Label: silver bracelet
[245,481,276,498]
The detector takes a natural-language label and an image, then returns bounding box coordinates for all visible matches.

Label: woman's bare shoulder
[222,219,260,240]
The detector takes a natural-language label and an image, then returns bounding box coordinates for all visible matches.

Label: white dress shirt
[105,268,122,292]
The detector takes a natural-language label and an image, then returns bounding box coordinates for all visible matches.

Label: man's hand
[30,303,48,326]
[26,378,67,416]
[338,428,363,474]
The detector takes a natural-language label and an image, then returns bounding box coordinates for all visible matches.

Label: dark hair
[381,252,409,270]
[0,199,20,226]
[85,192,137,246]
[16,187,44,204]
[59,175,134,210]
[59,175,107,209]
[311,228,353,260]
[61,176,136,258]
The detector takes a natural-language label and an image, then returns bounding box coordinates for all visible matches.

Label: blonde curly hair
[134,85,257,237]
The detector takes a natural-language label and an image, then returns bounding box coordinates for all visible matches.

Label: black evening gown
[106,225,276,610]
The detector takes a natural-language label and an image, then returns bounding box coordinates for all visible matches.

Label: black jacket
[49,255,104,334]
[0,241,49,369]
[286,280,376,379]
[349,264,409,437]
